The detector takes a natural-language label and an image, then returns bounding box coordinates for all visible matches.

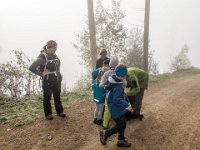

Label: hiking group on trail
[92,49,149,148]
[29,42,149,148]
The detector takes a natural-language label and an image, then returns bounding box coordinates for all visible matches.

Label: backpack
[38,51,60,72]
[38,51,61,83]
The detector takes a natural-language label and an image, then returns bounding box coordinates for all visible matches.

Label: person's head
[44,40,57,54]
[99,48,107,59]
[102,58,110,71]
[115,64,128,80]
[109,56,119,69]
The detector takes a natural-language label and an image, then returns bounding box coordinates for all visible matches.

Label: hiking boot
[96,119,103,125]
[93,118,97,124]
[100,130,107,145]
[138,114,144,120]
[117,139,131,147]
[130,113,144,120]
[57,113,66,118]
[46,115,53,120]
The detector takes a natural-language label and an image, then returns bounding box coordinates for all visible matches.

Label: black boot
[130,113,144,120]
[138,114,144,120]
[93,118,97,124]
[57,112,66,118]
[46,115,53,120]
[117,139,131,147]
[96,119,103,125]
[100,130,108,145]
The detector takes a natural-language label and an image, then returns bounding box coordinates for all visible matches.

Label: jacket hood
[108,75,123,84]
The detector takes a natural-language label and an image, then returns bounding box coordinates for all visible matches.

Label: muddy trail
[0,74,200,150]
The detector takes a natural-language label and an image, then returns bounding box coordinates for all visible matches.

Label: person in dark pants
[29,40,66,120]
[125,67,149,120]
[96,48,109,69]
[100,64,132,148]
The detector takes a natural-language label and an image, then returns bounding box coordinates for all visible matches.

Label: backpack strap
[41,52,48,70]
[41,52,60,81]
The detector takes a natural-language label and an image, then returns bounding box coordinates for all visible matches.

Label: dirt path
[0,74,200,150]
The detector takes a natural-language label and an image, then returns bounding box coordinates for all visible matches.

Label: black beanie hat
[103,58,110,65]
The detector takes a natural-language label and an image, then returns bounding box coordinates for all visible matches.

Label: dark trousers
[128,88,144,115]
[106,115,126,140]
[42,81,64,116]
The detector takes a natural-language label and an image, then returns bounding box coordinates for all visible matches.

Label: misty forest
[0,0,200,150]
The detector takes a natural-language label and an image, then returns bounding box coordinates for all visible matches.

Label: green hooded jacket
[125,67,149,96]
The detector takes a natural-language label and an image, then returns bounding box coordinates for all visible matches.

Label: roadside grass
[0,96,43,127]
[0,91,91,127]
[0,68,199,127]
[149,68,200,83]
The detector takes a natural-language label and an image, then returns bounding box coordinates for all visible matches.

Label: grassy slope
[149,68,200,83]
[0,92,90,127]
[0,68,200,127]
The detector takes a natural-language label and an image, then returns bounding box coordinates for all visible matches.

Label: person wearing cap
[29,40,66,120]
[96,48,109,69]
[91,59,110,125]
[99,64,132,148]
[125,67,149,120]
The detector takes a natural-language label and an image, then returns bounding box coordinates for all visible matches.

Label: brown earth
[0,74,200,150]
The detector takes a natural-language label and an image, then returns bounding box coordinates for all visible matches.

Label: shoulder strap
[42,52,48,70]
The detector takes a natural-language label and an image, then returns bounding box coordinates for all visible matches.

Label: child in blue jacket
[100,64,132,148]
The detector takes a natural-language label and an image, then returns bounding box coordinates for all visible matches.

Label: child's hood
[108,75,123,84]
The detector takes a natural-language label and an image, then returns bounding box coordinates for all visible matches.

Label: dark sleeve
[55,54,61,72]
[96,59,102,69]
[29,56,45,77]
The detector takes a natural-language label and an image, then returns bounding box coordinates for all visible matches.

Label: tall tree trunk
[143,0,150,72]
[87,0,97,69]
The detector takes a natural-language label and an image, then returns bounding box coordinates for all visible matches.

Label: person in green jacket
[125,67,149,120]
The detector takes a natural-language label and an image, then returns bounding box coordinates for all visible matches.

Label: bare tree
[125,27,159,74]
[0,50,39,98]
[74,0,127,70]
[87,0,97,68]
[74,0,158,74]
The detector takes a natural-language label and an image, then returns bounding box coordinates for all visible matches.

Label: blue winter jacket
[106,76,129,119]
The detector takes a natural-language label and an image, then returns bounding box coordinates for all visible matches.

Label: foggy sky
[0,0,199,87]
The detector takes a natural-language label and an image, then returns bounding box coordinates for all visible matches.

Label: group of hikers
[29,40,149,148]
[91,48,149,148]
